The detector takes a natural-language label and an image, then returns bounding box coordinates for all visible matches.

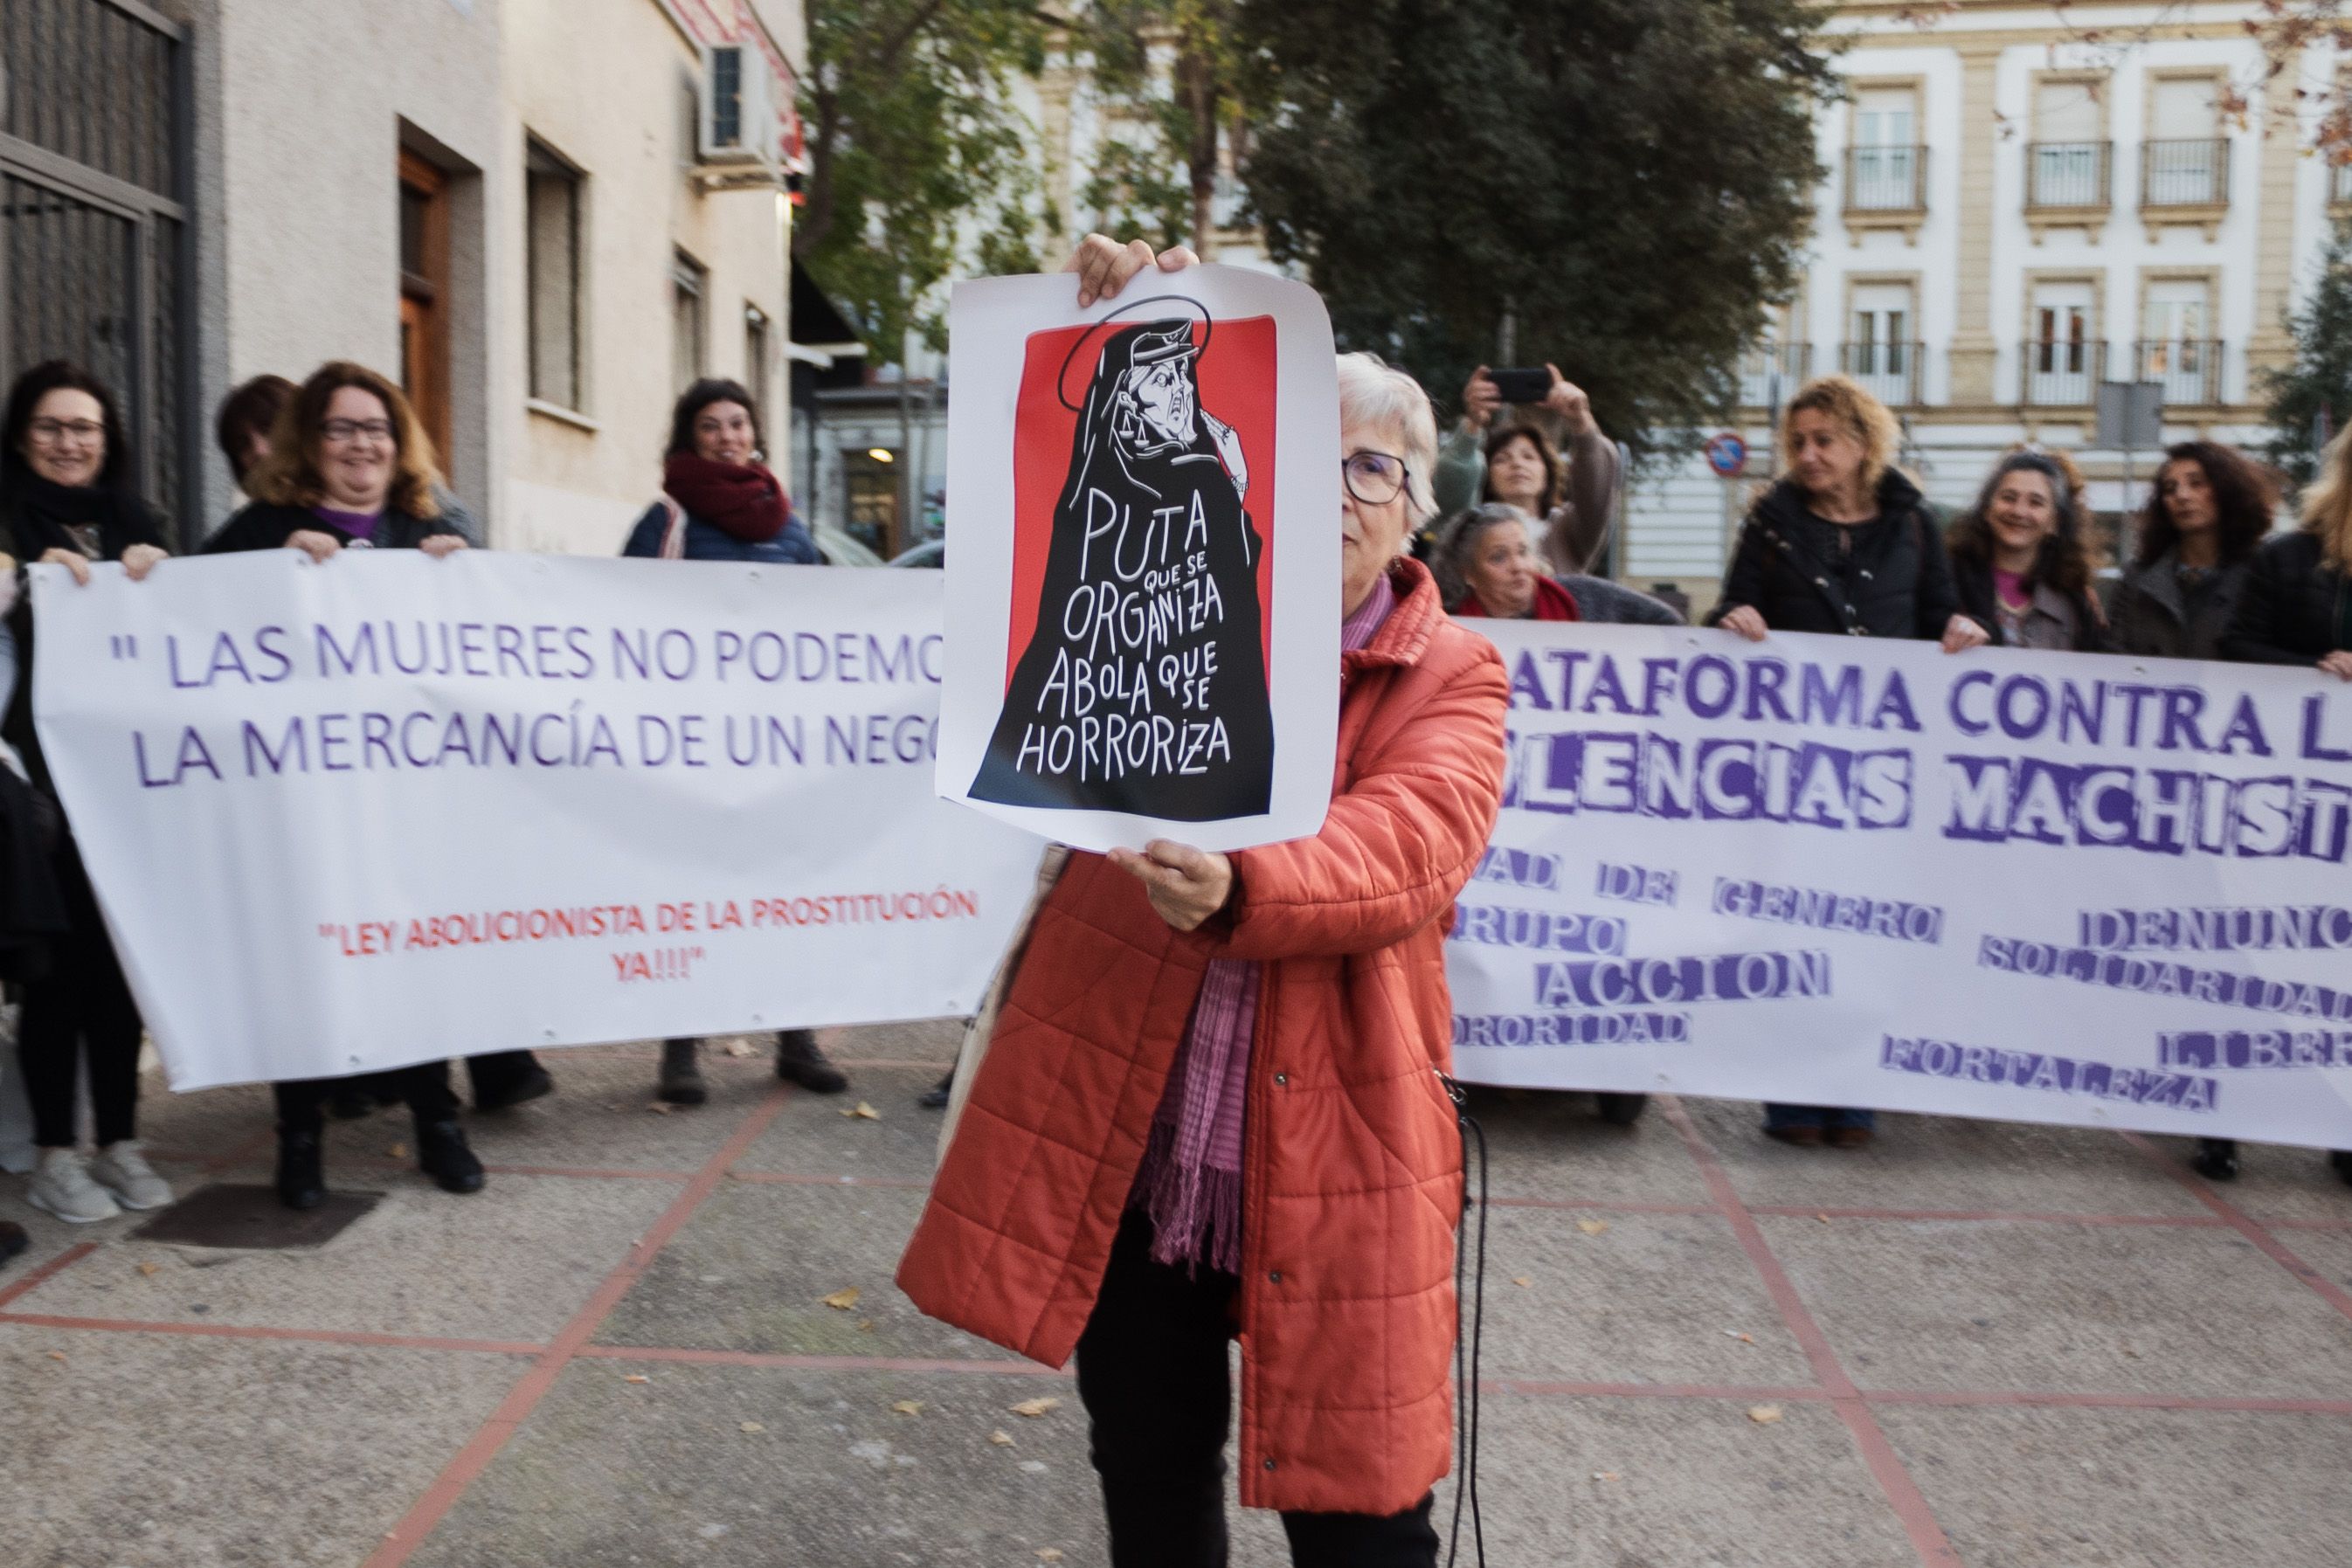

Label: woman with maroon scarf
[623,379,848,1105]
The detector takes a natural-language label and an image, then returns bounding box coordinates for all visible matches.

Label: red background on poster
[1003,314,1278,688]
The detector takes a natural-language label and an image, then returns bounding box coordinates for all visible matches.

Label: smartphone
[1486,368,1550,404]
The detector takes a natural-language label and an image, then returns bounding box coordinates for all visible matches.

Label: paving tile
[0,1321,513,1568]
[1448,1391,1918,1566]
[1476,1205,1815,1389]
[593,1181,1013,1363]
[733,1064,951,1184]
[405,1363,1102,1568]
[1678,1097,2210,1219]
[1761,1214,2352,1398]
[2170,1137,2352,1225]
[2273,1226,2352,1302]
[830,1017,965,1068]
[1874,1401,2352,1568]
[1463,1084,1714,1207]
[7,1172,674,1344]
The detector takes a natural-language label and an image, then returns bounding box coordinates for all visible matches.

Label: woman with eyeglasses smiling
[901,238,1510,1566]
[202,361,529,1211]
[0,361,175,1226]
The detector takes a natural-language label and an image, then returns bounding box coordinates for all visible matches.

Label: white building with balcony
[1623,2,2342,611]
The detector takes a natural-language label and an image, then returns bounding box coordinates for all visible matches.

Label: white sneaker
[27,1148,121,1224]
[88,1142,174,1211]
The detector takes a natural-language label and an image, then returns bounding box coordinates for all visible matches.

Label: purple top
[312,505,379,543]
[1131,568,1401,1273]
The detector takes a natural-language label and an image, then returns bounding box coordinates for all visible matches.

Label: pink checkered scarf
[1133,570,1398,1273]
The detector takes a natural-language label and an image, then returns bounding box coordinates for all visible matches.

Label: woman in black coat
[1709,374,1989,1150]
[0,363,176,1226]
[202,361,528,1208]
[2202,429,2352,1189]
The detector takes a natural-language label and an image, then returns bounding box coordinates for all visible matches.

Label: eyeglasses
[1343,451,1409,507]
[27,418,105,446]
[321,418,395,446]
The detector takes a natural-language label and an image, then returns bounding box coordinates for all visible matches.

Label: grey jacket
[2103,549,2251,662]
[1561,575,1683,626]
[1435,423,1623,576]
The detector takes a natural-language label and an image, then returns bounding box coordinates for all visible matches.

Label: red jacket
[897,558,1509,1514]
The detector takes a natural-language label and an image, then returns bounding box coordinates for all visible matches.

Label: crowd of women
[0,356,854,1248]
[1425,355,2352,1178]
[4,229,2352,1565]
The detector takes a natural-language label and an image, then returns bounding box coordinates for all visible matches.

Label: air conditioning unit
[699,42,779,170]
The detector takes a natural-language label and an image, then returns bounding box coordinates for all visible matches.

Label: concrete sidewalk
[6,1020,2352,1567]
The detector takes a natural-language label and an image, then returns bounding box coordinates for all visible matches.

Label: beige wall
[501,0,795,555]
[185,0,797,549]
[193,0,508,529]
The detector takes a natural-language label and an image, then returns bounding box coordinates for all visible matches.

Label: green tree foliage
[1076,0,1251,251]
[1232,0,1839,456]
[797,0,1059,362]
[2265,222,2352,490]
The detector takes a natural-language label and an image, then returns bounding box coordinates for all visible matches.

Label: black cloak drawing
[970,314,1276,819]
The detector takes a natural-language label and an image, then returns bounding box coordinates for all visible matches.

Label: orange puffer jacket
[897,558,1509,1515]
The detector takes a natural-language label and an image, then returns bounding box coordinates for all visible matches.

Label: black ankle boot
[277,1127,327,1211]
[415,1120,485,1194]
[657,1039,708,1106]
[775,1029,847,1095]
[2331,1150,2352,1189]
[2191,1137,2240,1182]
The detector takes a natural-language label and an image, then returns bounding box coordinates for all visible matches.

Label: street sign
[2095,382,2165,452]
[1705,432,1748,478]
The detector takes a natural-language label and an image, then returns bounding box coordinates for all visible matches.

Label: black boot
[2331,1150,2352,1189]
[469,1052,555,1112]
[0,1219,28,1267]
[657,1039,708,1106]
[1596,1093,1649,1127]
[416,1119,486,1194]
[775,1029,847,1095]
[2191,1137,2240,1182]
[919,1069,954,1110]
[276,1126,327,1211]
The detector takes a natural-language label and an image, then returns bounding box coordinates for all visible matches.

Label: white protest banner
[32,553,1044,1092]
[936,264,1341,853]
[1447,621,2352,1149]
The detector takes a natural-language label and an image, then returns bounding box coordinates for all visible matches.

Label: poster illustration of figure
[938,266,1339,853]
[967,308,1276,820]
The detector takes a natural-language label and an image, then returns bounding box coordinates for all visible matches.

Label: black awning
[792,260,866,356]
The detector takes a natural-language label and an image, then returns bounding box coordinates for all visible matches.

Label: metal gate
[0,0,195,541]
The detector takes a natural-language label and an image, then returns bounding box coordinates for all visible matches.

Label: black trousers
[1075,1211,1439,1568]
[275,1061,458,1132]
[17,843,142,1148]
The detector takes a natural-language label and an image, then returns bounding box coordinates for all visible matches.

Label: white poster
[32,553,1044,1092]
[1448,621,2352,1150]
[935,265,1341,853]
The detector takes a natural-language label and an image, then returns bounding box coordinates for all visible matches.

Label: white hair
[1335,351,1439,527]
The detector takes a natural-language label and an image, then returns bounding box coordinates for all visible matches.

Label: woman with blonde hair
[1710,373,1987,1150]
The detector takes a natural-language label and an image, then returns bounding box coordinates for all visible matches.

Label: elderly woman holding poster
[899,238,1509,1567]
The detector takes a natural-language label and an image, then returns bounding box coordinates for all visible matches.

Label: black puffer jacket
[2221,530,2351,664]
[202,500,462,556]
[1708,471,1968,639]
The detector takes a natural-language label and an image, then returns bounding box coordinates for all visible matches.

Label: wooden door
[398,150,452,477]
